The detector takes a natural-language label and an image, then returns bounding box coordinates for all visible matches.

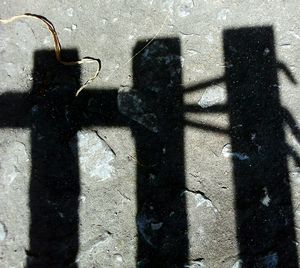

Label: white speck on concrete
[180,56,185,67]
[79,194,86,203]
[194,193,218,213]
[223,144,234,158]
[177,0,194,17]
[198,85,226,108]
[113,253,123,263]
[63,28,72,33]
[231,259,243,268]
[263,48,270,56]
[187,49,199,56]
[217,9,230,21]
[64,24,77,32]
[0,222,7,241]
[195,193,213,208]
[290,168,300,184]
[260,187,271,207]
[182,190,218,213]
[163,0,175,17]
[222,144,249,161]
[184,259,206,267]
[205,32,214,44]
[67,8,74,17]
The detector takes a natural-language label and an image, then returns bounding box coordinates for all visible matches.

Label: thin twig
[0,13,101,96]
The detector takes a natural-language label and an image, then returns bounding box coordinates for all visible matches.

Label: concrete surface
[0,0,300,267]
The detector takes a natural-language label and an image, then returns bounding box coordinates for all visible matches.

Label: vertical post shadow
[27,50,80,267]
[132,38,188,266]
[224,27,299,266]
[1,27,297,267]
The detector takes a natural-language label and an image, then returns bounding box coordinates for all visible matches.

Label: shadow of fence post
[224,26,299,267]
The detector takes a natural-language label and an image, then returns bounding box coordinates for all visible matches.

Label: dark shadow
[27,50,81,267]
[224,27,299,267]
[26,50,131,267]
[0,49,128,267]
[132,38,188,266]
[182,26,299,266]
[2,29,297,267]
[0,40,189,266]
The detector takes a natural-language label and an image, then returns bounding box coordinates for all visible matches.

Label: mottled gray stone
[0,140,29,187]
[198,85,226,108]
[72,130,116,182]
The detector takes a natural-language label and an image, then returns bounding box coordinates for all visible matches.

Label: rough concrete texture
[0,0,300,267]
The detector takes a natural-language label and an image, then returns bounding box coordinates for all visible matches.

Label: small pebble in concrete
[198,85,226,108]
[260,187,271,207]
[113,253,123,263]
[0,221,7,241]
[263,48,270,56]
[195,193,215,211]
[222,143,249,161]
[184,258,205,267]
[231,259,243,268]
[290,168,300,184]
[79,194,86,203]
[99,230,112,242]
[217,9,230,21]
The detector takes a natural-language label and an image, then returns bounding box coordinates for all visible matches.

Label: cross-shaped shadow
[0,26,299,268]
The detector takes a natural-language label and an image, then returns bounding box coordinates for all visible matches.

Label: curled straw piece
[0,13,101,96]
